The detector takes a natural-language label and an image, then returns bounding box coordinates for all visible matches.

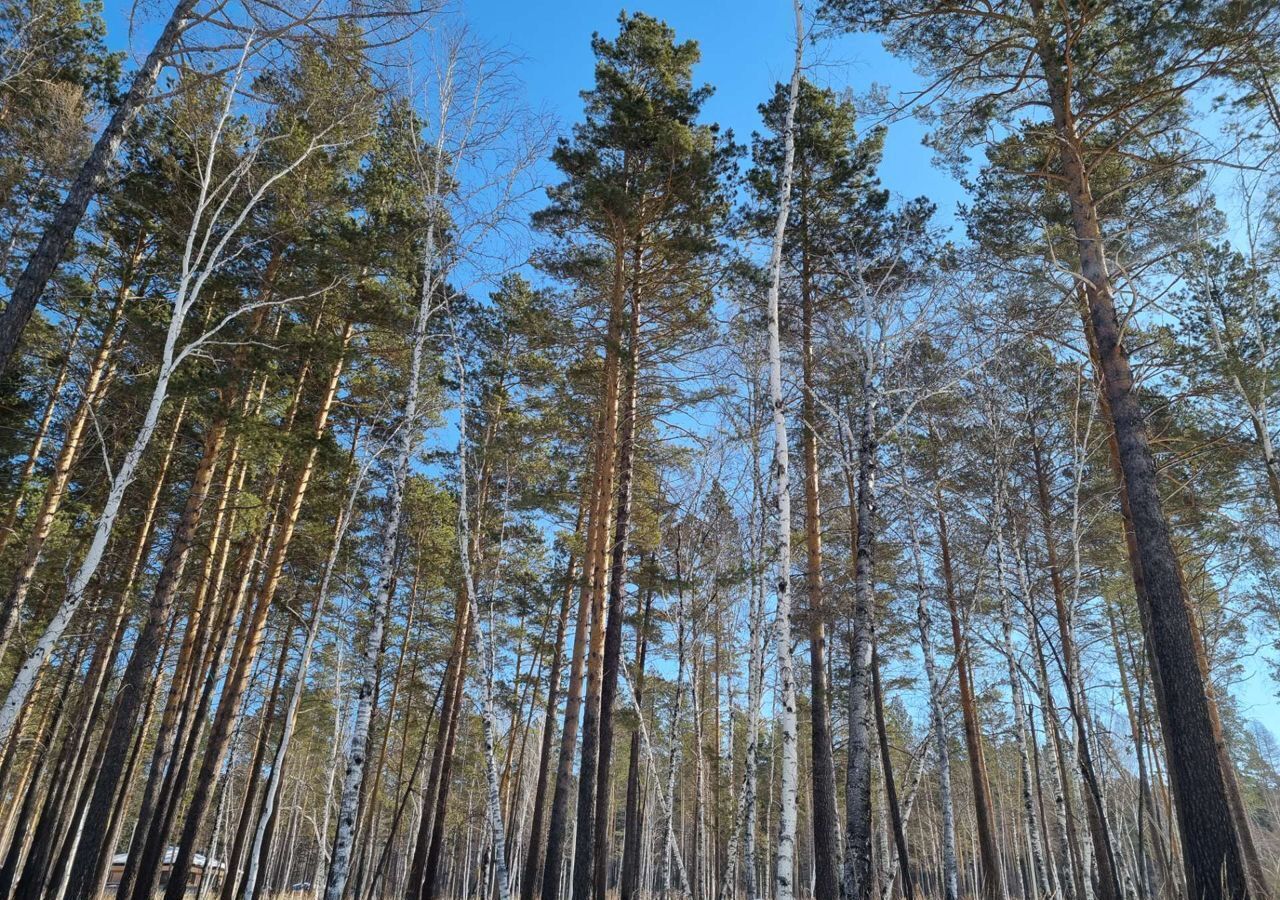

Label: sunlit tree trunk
[1029,7,1255,893]
[589,260,643,900]
[763,5,803,897]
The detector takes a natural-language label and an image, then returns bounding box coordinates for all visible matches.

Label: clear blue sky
[462,0,965,225]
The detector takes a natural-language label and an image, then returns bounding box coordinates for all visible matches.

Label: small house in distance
[106,847,225,894]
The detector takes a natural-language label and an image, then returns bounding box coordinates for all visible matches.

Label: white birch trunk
[322,226,439,900]
[763,3,804,897]
[454,358,512,900]
[660,582,690,899]
[843,375,877,900]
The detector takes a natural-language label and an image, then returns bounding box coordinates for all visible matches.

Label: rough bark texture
[1028,8,1252,894]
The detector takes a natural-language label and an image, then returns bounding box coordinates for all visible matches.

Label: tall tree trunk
[69,416,230,898]
[244,428,364,900]
[405,585,469,900]
[160,333,342,900]
[22,401,186,900]
[570,239,631,900]
[0,270,130,664]
[763,6,803,897]
[419,594,473,900]
[0,0,197,373]
[659,550,690,900]
[872,647,913,900]
[621,581,654,900]
[1023,437,1120,900]
[418,410,506,900]
[1106,604,1160,900]
[798,226,841,900]
[219,633,292,900]
[1028,10,1253,894]
[991,510,1050,900]
[0,645,80,900]
[903,497,958,900]
[117,439,249,900]
[843,374,876,900]
[455,382,513,900]
[323,278,434,900]
[934,485,1004,900]
[589,264,643,900]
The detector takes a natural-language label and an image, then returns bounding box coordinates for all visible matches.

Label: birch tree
[762,5,803,898]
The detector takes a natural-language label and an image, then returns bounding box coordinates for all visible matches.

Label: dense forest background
[0,1,1279,899]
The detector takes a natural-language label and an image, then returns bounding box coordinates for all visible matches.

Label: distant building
[106,847,225,894]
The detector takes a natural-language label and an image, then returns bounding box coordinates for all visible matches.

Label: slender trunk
[420,600,472,899]
[872,647,913,900]
[1107,605,1159,900]
[117,440,248,900]
[418,422,503,899]
[70,417,229,898]
[22,402,185,900]
[843,379,876,900]
[162,331,343,900]
[571,238,631,900]
[243,422,363,900]
[0,333,180,744]
[764,7,803,897]
[220,633,292,900]
[0,648,79,900]
[589,266,643,900]
[0,272,129,664]
[660,556,690,899]
[621,581,654,900]
[1027,435,1120,900]
[323,282,433,900]
[992,510,1050,899]
[934,485,1004,900]
[903,497,958,900]
[800,218,841,900]
[405,588,469,900]
[455,386,512,900]
[519,524,581,900]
